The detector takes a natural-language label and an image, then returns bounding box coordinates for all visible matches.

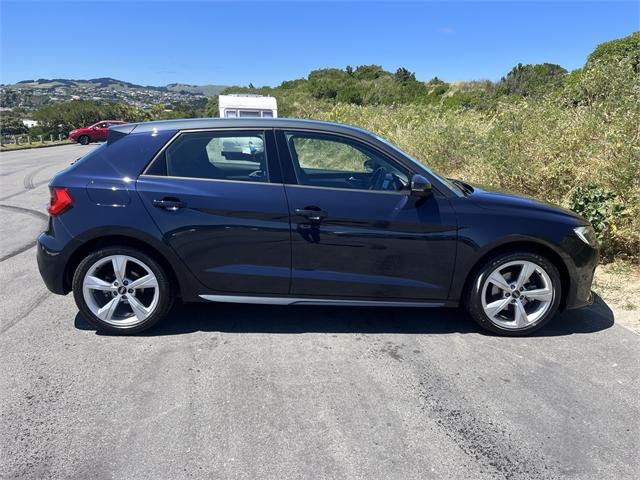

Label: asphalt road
[0,144,638,480]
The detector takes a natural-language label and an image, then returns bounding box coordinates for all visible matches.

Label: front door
[278,130,457,300]
[137,129,291,295]
[94,122,109,141]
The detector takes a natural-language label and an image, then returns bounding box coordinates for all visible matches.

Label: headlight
[574,225,597,247]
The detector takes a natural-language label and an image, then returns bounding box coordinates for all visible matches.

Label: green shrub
[570,184,626,251]
[497,63,568,97]
[587,31,640,71]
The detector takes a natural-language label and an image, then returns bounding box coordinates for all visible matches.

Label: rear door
[136,129,291,295]
[277,129,457,300]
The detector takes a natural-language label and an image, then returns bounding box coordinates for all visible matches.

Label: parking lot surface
[1,144,638,479]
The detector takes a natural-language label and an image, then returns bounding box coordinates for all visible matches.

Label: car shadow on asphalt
[74,294,615,337]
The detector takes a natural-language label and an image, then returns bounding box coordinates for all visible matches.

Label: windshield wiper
[448,178,473,195]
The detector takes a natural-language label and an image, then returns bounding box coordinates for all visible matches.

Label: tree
[353,65,388,81]
[33,100,148,136]
[0,113,28,135]
[498,63,568,97]
[307,68,350,99]
[394,67,416,83]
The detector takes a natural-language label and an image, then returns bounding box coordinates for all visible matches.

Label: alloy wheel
[480,260,554,330]
[82,254,160,327]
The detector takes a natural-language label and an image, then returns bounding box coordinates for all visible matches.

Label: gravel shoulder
[593,261,640,334]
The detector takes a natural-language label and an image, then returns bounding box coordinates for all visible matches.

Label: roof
[111,117,376,139]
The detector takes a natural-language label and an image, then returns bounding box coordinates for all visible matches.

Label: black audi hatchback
[37,118,598,335]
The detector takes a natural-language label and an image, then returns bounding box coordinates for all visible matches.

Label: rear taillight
[47,187,73,216]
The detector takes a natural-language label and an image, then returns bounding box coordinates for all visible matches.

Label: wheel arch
[461,240,571,311]
[63,234,182,299]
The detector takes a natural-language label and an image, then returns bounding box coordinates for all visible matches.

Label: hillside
[0,77,229,110]
[166,83,227,96]
[13,77,167,91]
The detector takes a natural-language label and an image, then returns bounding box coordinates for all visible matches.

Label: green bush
[587,31,639,71]
[570,184,626,253]
[497,63,568,97]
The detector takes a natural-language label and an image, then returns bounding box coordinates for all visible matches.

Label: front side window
[285,132,409,192]
[157,131,268,182]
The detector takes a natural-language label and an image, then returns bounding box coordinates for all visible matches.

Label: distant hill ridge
[9,77,227,97]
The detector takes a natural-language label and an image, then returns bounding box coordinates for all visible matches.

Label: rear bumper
[36,221,81,295]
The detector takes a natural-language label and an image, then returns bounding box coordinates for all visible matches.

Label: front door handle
[295,207,327,222]
[153,198,186,211]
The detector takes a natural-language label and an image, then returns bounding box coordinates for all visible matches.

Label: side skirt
[199,294,452,308]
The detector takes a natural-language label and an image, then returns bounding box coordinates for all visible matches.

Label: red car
[68,120,127,145]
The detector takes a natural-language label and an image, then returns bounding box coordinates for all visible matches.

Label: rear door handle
[153,198,186,211]
[295,208,327,222]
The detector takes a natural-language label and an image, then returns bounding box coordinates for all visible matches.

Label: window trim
[137,173,287,187]
[140,126,450,197]
[141,128,277,183]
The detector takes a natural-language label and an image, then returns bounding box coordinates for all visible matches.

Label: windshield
[370,133,465,195]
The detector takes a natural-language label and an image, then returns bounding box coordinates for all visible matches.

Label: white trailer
[218,94,278,118]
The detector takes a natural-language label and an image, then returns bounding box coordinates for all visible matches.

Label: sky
[0,1,638,86]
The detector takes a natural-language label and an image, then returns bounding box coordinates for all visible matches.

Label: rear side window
[149,131,269,183]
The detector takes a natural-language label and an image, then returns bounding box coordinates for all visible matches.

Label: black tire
[78,135,90,145]
[465,251,562,336]
[72,246,173,334]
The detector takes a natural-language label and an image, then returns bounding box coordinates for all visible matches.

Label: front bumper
[563,236,599,310]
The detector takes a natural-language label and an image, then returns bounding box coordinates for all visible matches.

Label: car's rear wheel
[72,246,173,334]
[465,251,561,336]
[78,135,90,145]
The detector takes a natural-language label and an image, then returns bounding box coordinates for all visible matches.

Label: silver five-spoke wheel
[82,254,160,327]
[480,260,554,330]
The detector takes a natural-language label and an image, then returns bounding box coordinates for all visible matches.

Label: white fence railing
[0,134,65,146]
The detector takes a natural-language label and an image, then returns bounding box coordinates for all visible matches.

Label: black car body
[37,118,599,335]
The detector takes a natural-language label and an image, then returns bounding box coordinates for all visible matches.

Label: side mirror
[410,174,432,196]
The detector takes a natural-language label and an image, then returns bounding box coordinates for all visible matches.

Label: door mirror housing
[410,174,432,196]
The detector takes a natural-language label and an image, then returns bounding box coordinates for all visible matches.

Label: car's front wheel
[72,246,173,334]
[78,135,90,145]
[465,251,561,336]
